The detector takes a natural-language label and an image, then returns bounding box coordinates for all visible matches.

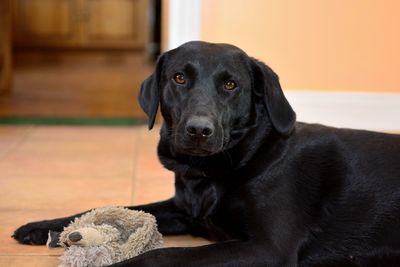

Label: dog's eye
[224,80,237,90]
[173,73,186,85]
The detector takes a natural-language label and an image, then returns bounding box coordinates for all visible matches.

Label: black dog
[14,41,400,266]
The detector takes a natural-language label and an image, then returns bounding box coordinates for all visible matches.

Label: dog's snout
[185,117,214,138]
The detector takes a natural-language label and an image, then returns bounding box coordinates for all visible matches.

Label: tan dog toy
[47,207,163,267]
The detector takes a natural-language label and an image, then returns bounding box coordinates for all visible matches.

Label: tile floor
[0,125,210,267]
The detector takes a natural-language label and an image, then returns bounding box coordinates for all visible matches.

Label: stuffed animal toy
[46,207,163,267]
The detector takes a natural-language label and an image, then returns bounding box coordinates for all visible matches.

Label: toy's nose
[68,232,82,242]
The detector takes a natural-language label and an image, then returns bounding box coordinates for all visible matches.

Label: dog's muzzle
[185,116,215,140]
[175,116,222,156]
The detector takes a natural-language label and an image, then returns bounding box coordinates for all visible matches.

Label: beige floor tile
[1,209,76,255]
[0,126,33,160]
[0,175,132,210]
[164,235,212,247]
[0,255,60,267]
[132,126,175,205]
[0,126,138,178]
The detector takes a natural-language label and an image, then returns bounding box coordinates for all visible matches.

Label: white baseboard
[284,91,400,131]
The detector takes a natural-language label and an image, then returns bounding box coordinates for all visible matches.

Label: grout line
[130,126,143,205]
[0,253,60,257]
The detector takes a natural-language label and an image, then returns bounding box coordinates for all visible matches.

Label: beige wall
[201,0,400,92]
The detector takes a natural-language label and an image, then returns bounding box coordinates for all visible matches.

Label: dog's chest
[176,175,248,241]
[175,176,220,219]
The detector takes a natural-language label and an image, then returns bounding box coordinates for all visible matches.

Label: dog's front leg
[110,241,295,267]
[13,211,87,245]
[126,198,191,235]
[13,198,189,245]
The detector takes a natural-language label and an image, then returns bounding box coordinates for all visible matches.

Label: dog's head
[139,41,295,157]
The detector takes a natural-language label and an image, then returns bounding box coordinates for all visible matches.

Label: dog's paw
[13,221,53,245]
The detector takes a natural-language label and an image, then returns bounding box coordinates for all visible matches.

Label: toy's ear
[138,54,166,130]
[250,58,296,136]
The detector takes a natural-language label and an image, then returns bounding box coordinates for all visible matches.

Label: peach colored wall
[161,0,170,52]
[200,0,400,92]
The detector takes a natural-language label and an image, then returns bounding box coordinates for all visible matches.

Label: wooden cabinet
[0,0,12,92]
[12,0,148,49]
[85,0,147,47]
[13,0,76,47]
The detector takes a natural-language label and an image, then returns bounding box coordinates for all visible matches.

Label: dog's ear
[138,54,165,130]
[251,58,296,136]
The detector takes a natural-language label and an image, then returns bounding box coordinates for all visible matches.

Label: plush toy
[46,207,163,267]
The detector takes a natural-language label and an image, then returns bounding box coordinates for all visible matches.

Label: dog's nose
[185,117,214,138]
[68,232,82,242]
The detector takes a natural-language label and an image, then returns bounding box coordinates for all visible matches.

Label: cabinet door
[13,0,77,47]
[84,0,147,48]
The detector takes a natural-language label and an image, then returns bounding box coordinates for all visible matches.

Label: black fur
[13,41,400,267]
